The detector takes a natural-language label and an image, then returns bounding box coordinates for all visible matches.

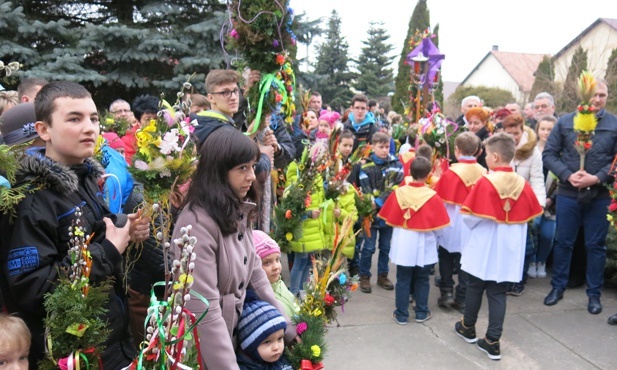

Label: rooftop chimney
[492,45,499,51]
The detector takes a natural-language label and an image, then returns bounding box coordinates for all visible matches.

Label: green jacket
[285,161,327,253]
[322,183,359,259]
[271,278,300,318]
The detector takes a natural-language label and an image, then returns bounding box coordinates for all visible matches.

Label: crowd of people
[0,70,616,368]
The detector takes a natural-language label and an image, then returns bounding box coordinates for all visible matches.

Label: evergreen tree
[391,0,430,114]
[530,55,557,101]
[605,48,617,114]
[558,46,588,113]
[353,22,395,98]
[313,10,354,111]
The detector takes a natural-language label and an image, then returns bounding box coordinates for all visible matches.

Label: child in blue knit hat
[236,291,293,369]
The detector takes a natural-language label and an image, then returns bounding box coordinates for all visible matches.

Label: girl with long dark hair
[172,127,296,369]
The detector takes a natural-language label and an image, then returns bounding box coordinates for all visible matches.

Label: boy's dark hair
[34,81,91,125]
[411,156,432,180]
[339,129,355,141]
[351,94,368,106]
[17,77,48,101]
[454,132,481,156]
[132,95,159,122]
[484,132,516,163]
[371,131,390,145]
[205,69,239,94]
[416,144,433,159]
[368,99,378,109]
[184,127,260,236]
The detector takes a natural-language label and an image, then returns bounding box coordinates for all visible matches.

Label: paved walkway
[319,265,617,369]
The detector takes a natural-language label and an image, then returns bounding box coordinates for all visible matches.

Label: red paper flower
[276,54,285,65]
[584,142,592,150]
[285,210,292,219]
[609,202,617,212]
[324,293,335,306]
[275,94,283,103]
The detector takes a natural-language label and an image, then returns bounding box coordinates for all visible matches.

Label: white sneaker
[528,262,537,279]
[537,262,547,278]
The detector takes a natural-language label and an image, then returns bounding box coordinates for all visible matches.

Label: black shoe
[451,299,465,314]
[588,297,602,315]
[348,266,359,278]
[608,313,617,325]
[477,338,501,360]
[454,320,477,343]
[543,288,564,306]
[506,283,525,297]
[438,292,455,307]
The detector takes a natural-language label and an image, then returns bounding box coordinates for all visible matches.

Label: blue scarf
[349,111,375,132]
[371,153,387,165]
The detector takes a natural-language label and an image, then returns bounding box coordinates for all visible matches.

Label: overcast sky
[293,0,617,82]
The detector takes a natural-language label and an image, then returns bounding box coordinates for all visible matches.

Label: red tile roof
[490,51,545,92]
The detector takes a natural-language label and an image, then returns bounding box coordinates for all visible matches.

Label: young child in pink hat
[253,230,299,317]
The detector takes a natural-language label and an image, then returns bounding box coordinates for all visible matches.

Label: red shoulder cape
[378,183,450,231]
[461,168,543,223]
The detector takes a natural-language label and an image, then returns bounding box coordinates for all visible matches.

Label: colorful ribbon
[300,360,325,370]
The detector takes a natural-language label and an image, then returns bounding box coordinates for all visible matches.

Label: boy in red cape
[433,132,485,312]
[379,157,449,325]
[454,133,542,361]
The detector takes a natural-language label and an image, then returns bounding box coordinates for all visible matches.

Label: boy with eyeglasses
[192,70,275,180]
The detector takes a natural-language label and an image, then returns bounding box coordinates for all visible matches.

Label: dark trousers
[463,273,508,342]
[437,246,460,292]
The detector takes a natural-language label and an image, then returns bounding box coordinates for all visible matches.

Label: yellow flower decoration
[607,214,613,222]
[285,232,293,241]
[311,345,321,358]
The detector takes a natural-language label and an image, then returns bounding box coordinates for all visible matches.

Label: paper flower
[160,130,181,155]
[296,322,307,335]
[311,345,321,357]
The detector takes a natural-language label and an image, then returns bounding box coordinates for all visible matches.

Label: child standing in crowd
[358,132,404,293]
[379,157,450,324]
[236,292,293,370]
[252,230,299,317]
[173,128,296,369]
[315,111,340,145]
[529,115,558,278]
[434,132,485,312]
[285,144,327,295]
[0,81,149,369]
[455,133,542,360]
[0,314,31,370]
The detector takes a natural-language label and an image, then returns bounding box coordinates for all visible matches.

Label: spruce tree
[559,46,588,113]
[353,22,395,98]
[530,55,557,101]
[605,48,617,114]
[391,0,430,114]
[313,10,354,111]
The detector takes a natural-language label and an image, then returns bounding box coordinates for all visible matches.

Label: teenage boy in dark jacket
[0,81,149,369]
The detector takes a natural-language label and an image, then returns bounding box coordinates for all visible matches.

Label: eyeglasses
[534,104,549,110]
[111,109,131,114]
[210,88,239,99]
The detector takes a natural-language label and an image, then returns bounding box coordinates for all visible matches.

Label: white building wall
[462,55,526,103]
[554,23,617,84]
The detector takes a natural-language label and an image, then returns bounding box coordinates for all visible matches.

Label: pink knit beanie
[252,230,280,259]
